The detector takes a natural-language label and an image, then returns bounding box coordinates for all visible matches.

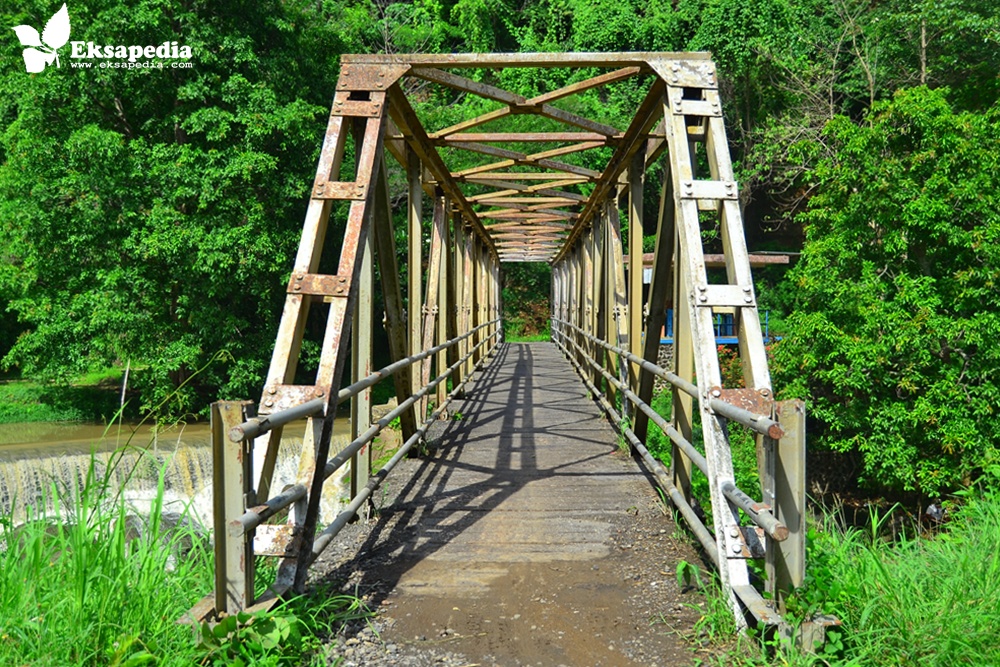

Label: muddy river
[0,419,351,526]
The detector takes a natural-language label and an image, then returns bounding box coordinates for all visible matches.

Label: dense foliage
[1,0,998,494]
[773,89,1000,493]
[0,0,344,412]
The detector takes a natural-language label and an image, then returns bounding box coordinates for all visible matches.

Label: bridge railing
[199,319,500,619]
[551,317,805,626]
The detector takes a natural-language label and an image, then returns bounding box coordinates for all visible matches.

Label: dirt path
[312,343,709,666]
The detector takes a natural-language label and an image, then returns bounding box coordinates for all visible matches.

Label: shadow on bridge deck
[316,342,703,666]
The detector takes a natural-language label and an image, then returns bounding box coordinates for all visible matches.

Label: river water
[0,419,352,527]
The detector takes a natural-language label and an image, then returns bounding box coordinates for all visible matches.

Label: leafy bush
[773,88,1000,494]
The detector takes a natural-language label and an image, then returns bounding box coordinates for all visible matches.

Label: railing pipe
[554,327,786,553]
[553,327,708,476]
[307,337,500,564]
[721,481,789,541]
[708,398,784,440]
[229,484,308,537]
[552,317,698,398]
[230,328,497,537]
[229,398,326,444]
[230,320,499,442]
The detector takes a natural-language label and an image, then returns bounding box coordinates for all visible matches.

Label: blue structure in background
[659,309,779,345]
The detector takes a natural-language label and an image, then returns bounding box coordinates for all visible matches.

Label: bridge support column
[351,231,373,505]
[212,400,255,614]
[627,151,645,404]
[769,400,806,609]
[408,150,424,425]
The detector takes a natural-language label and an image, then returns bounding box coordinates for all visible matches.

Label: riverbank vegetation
[0,451,363,666]
[684,479,1000,667]
[0,368,133,424]
[2,0,999,662]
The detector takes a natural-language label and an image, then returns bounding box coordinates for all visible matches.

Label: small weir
[0,421,351,528]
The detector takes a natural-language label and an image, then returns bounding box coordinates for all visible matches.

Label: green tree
[772,88,1000,494]
[0,0,344,413]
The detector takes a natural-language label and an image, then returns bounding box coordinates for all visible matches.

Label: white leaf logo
[12,4,70,72]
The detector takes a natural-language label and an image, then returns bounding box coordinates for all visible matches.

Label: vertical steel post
[351,231,373,503]
[627,152,645,399]
[470,240,482,366]
[461,227,475,380]
[608,203,630,402]
[671,227,695,504]
[212,400,254,614]
[420,193,447,416]
[634,139,676,444]
[770,400,807,610]
[436,203,450,409]
[407,150,424,423]
[371,161,418,442]
[583,228,597,387]
[448,213,462,393]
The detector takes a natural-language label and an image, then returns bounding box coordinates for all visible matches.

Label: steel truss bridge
[192,52,809,640]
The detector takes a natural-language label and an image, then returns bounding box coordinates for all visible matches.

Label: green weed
[0,458,212,666]
[695,490,1000,666]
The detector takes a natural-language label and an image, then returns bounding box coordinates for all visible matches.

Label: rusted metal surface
[634,144,676,442]
[554,80,666,262]
[286,272,349,297]
[711,387,774,417]
[709,395,783,440]
[341,52,707,68]
[371,161,418,442]
[336,62,409,91]
[312,181,367,200]
[212,401,255,615]
[332,90,385,118]
[260,384,327,414]
[201,52,805,642]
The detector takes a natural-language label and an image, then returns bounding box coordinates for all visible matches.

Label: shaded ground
[311,343,710,666]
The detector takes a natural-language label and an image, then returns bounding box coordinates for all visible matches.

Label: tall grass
[690,488,1000,666]
[0,445,368,666]
[801,489,1000,666]
[0,458,211,666]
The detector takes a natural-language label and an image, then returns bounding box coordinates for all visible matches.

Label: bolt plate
[337,64,409,91]
[288,272,349,297]
[332,91,385,118]
[312,181,368,200]
[259,384,328,415]
[678,180,738,200]
[712,387,773,416]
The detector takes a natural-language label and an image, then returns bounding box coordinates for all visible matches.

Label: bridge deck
[321,342,702,666]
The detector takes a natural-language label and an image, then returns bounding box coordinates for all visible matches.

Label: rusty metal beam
[386,83,498,261]
[458,172,592,182]
[343,52,706,68]
[555,79,666,262]
[411,67,621,137]
[451,144,605,180]
[439,132,616,143]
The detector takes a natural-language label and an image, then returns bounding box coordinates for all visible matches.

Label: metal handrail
[551,323,788,543]
[230,319,499,442]
[553,317,782,439]
[552,317,698,397]
[231,323,499,537]
[553,327,708,475]
[306,334,501,564]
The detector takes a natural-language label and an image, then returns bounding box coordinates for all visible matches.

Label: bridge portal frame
[191,52,806,637]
